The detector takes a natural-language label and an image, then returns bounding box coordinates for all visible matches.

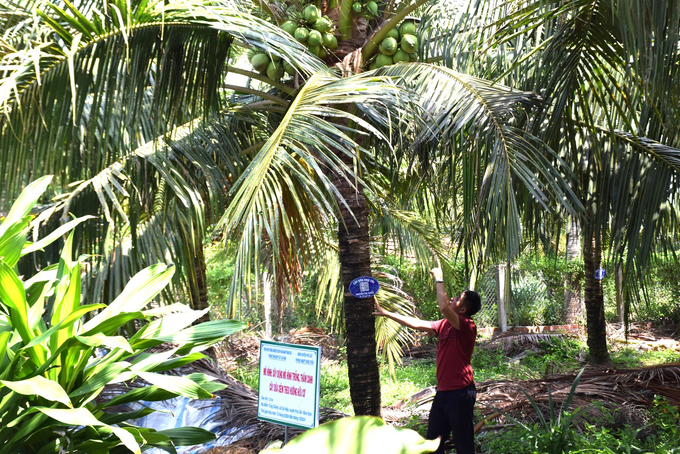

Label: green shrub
[0,177,245,453]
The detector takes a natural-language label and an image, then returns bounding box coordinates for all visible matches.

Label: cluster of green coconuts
[352,1,379,19]
[247,3,338,81]
[246,3,419,80]
[369,19,418,69]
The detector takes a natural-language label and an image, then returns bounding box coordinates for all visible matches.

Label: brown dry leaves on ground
[100,323,679,453]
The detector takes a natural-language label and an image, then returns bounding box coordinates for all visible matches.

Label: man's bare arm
[373,301,435,335]
[431,267,460,330]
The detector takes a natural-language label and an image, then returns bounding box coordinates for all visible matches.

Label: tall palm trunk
[192,243,211,324]
[582,233,610,364]
[564,217,582,323]
[333,164,381,417]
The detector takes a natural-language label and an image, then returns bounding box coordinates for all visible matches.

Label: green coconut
[314,17,332,32]
[400,34,418,54]
[376,53,393,67]
[307,29,323,47]
[250,53,270,72]
[318,47,327,58]
[379,36,398,56]
[322,32,334,47]
[294,27,309,42]
[386,27,400,41]
[352,2,362,13]
[283,62,296,76]
[327,34,338,49]
[369,60,378,70]
[304,4,320,23]
[366,1,378,15]
[246,48,257,61]
[266,60,284,81]
[308,45,320,56]
[281,20,298,35]
[400,20,417,37]
[409,52,419,61]
[393,49,409,63]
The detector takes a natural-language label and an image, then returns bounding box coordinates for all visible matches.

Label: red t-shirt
[430,316,477,391]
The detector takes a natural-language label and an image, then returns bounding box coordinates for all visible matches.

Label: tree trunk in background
[564,217,582,323]
[276,290,285,336]
[263,271,273,339]
[583,234,611,364]
[615,263,624,323]
[193,243,210,324]
[333,167,381,417]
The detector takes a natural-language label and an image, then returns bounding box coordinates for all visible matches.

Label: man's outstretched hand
[430,267,444,282]
[373,300,387,317]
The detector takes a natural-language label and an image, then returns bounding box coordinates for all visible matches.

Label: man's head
[450,290,481,317]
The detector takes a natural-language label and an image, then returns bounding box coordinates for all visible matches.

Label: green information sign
[257,340,322,430]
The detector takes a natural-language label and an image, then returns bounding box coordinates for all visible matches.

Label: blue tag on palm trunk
[349,276,380,298]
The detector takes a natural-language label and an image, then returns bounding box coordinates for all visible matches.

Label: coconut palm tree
[429,0,680,364]
[1,0,582,416]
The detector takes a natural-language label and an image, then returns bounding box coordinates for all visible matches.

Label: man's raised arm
[373,300,435,335]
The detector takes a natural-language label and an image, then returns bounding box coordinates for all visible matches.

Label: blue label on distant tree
[349,276,380,298]
[595,268,606,280]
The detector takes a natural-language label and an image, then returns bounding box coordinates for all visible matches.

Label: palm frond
[216,72,410,317]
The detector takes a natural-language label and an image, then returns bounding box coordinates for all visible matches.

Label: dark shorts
[426,382,477,454]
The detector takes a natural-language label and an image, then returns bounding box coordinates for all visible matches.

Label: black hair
[462,290,481,317]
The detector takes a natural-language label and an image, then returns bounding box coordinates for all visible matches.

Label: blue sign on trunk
[595,268,606,280]
[349,276,380,298]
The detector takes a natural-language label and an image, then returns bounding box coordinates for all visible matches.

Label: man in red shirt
[373,267,481,453]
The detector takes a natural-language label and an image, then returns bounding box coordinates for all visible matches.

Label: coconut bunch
[352,0,379,19]
[285,3,338,58]
[246,3,338,82]
[369,20,418,69]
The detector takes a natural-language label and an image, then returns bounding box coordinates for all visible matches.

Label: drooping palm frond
[216,72,412,317]
[377,62,581,266]
[1,0,340,308]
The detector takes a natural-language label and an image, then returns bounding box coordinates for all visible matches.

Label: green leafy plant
[260,416,439,453]
[485,368,586,454]
[0,176,245,453]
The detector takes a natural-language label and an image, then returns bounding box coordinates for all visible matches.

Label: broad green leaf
[22,304,106,350]
[137,308,208,339]
[70,362,130,397]
[98,407,156,425]
[81,264,174,333]
[0,176,52,240]
[36,407,141,453]
[0,260,31,344]
[0,227,28,269]
[136,372,212,399]
[130,348,178,372]
[261,416,440,454]
[22,215,95,255]
[0,331,11,364]
[75,334,133,353]
[36,406,101,426]
[23,266,58,289]
[50,259,82,361]
[99,385,178,408]
[148,352,208,373]
[154,320,246,344]
[0,376,72,408]
[119,427,177,454]
[141,303,195,317]
[158,427,217,446]
[81,312,142,337]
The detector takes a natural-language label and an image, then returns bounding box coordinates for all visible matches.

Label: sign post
[257,340,322,431]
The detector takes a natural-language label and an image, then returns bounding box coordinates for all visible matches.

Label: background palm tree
[427,0,680,364]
